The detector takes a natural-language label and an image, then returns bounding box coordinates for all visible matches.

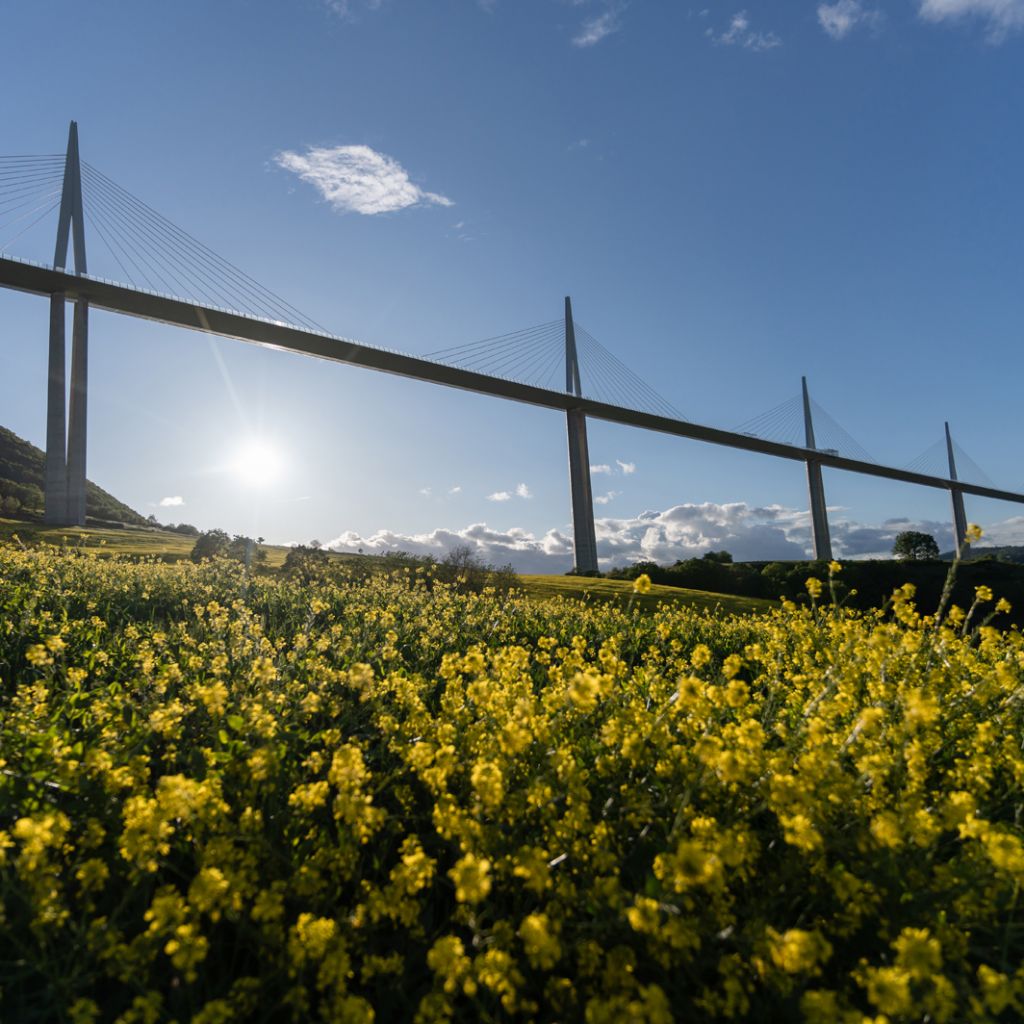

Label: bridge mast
[945,422,968,555]
[802,376,833,561]
[565,297,598,573]
[44,121,89,526]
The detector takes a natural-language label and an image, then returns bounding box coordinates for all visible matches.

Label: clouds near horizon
[321,500,998,573]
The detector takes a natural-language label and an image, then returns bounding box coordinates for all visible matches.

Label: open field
[2,543,1023,1021]
[0,519,773,614]
[519,573,771,615]
[0,519,299,569]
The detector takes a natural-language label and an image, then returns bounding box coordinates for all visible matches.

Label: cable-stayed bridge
[1,123,1020,570]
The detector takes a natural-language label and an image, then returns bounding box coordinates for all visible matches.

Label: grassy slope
[0,520,298,567]
[519,573,772,615]
[0,520,772,615]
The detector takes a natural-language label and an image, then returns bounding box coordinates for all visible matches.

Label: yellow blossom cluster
[1,544,1024,1021]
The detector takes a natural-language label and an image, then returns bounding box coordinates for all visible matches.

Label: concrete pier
[803,376,833,562]
[44,121,89,526]
[43,294,67,524]
[565,297,598,573]
[945,422,968,554]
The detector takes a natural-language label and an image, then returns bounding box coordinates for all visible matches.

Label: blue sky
[2,0,1023,569]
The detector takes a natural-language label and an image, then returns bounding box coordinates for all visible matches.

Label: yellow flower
[805,577,823,599]
[893,927,942,980]
[965,523,983,543]
[449,853,492,903]
[290,913,336,963]
[164,922,209,981]
[767,927,833,975]
[828,561,842,575]
[975,585,993,603]
[633,573,652,595]
[470,760,505,811]
[518,913,562,969]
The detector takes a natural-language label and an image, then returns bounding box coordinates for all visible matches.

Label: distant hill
[941,545,1024,565]
[0,425,148,526]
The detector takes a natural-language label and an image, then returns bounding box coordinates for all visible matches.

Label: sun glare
[231,439,284,487]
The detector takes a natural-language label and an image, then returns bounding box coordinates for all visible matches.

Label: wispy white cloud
[324,0,384,19]
[918,0,1024,40]
[419,487,432,497]
[488,483,533,501]
[159,495,185,507]
[818,0,881,38]
[712,10,782,50]
[616,460,636,475]
[573,8,622,47]
[274,145,453,215]
[449,485,462,495]
[591,463,613,474]
[594,490,621,505]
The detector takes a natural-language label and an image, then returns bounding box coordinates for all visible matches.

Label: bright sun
[231,439,284,487]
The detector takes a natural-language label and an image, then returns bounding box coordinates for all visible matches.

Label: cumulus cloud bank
[275,145,453,215]
[323,501,1011,574]
[159,496,185,508]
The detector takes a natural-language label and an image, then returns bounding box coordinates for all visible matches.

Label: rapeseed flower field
[1,544,1023,1022]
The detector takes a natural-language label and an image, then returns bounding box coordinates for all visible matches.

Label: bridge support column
[43,121,88,527]
[44,294,68,524]
[565,297,598,573]
[945,422,968,555]
[802,376,832,561]
[66,299,89,526]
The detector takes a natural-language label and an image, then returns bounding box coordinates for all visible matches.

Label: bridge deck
[3,254,1021,507]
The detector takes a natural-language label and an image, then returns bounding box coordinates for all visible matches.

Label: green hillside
[0,425,147,526]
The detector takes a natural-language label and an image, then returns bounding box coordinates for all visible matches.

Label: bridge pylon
[44,121,89,526]
[945,422,968,555]
[564,297,598,573]
[802,376,833,562]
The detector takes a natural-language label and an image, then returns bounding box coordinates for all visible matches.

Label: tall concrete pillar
[802,376,833,561]
[44,294,68,524]
[565,297,598,573]
[44,121,89,527]
[66,300,89,526]
[945,421,968,555]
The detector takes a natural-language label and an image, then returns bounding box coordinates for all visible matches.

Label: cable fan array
[735,393,876,463]
[0,154,65,253]
[427,320,687,421]
[78,162,325,332]
[904,438,995,488]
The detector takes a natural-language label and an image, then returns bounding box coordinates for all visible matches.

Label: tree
[702,550,733,564]
[283,542,329,581]
[190,529,230,562]
[892,530,939,561]
[225,534,267,567]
